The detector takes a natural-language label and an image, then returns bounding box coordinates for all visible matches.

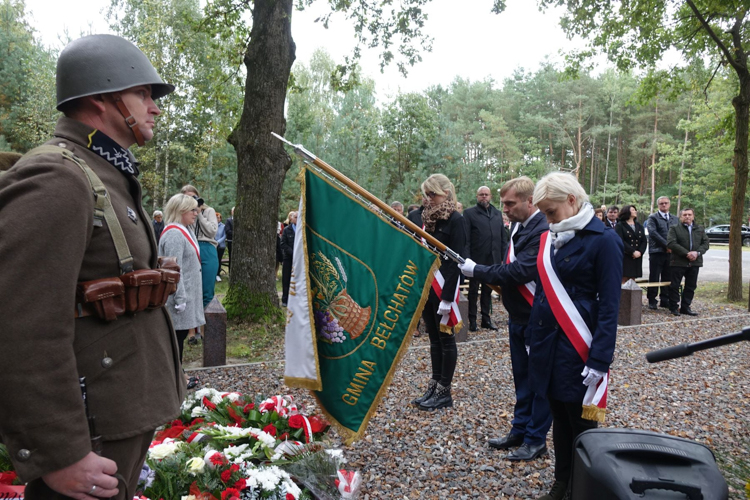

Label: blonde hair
[180,184,200,196]
[500,176,535,200]
[533,172,589,209]
[421,174,455,201]
[164,193,198,224]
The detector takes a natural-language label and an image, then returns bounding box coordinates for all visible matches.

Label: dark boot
[538,480,568,500]
[411,379,437,406]
[469,320,478,332]
[418,383,452,411]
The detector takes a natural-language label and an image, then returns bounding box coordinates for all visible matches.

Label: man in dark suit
[458,177,552,462]
[604,205,619,229]
[462,186,507,331]
[280,211,297,307]
[645,196,678,309]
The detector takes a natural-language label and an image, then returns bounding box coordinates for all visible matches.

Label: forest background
[1,0,740,225]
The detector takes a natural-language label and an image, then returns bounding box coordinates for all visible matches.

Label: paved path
[642,246,750,282]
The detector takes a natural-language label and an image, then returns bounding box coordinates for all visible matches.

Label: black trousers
[467,277,492,324]
[646,252,670,303]
[281,258,293,304]
[175,328,189,362]
[422,290,457,386]
[549,398,598,482]
[216,247,225,276]
[669,265,699,311]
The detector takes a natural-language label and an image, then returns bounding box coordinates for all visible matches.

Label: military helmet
[56,34,174,110]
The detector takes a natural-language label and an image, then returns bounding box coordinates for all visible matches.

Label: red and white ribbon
[506,223,536,306]
[537,230,608,422]
[162,224,200,262]
[431,269,462,334]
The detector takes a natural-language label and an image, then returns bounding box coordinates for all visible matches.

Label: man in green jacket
[667,208,710,316]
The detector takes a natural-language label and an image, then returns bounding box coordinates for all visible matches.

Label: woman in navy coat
[528,172,623,500]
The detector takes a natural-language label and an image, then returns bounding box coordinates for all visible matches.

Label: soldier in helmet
[0,35,184,499]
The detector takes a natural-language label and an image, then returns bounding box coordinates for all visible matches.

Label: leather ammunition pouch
[149,256,181,309]
[76,278,126,322]
[121,269,162,313]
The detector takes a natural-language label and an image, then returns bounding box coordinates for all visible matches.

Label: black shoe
[648,301,658,310]
[680,307,698,316]
[188,336,198,346]
[488,432,524,450]
[186,376,200,390]
[507,442,547,461]
[481,320,498,330]
[671,309,680,316]
[469,320,478,332]
[418,383,452,411]
[538,480,569,500]
[411,379,437,406]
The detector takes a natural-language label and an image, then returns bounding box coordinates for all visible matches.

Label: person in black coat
[604,205,619,229]
[458,176,553,462]
[614,205,647,283]
[411,174,466,411]
[280,211,297,306]
[152,210,164,244]
[462,186,507,331]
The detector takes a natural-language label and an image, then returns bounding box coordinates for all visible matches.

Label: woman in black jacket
[614,205,647,283]
[411,174,466,411]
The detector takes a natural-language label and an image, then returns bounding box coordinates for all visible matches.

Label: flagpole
[272,132,465,264]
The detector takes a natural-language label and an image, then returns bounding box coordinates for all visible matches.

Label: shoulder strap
[22,145,134,274]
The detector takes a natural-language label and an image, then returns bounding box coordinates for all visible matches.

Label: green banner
[302,167,438,443]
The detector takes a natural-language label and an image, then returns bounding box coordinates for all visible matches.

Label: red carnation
[262,423,277,437]
[221,469,232,482]
[0,471,17,485]
[233,478,247,490]
[286,493,296,500]
[221,488,241,500]
[243,403,255,413]
[308,415,329,433]
[288,414,304,429]
[210,453,227,466]
[230,464,240,473]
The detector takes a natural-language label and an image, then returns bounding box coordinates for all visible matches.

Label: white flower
[223,392,241,402]
[190,406,207,418]
[185,457,205,475]
[223,443,250,460]
[148,439,181,460]
[181,496,198,500]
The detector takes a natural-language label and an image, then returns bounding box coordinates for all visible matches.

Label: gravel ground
[189,290,750,499]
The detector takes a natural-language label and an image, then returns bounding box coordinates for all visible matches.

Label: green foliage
[224,283,285,323]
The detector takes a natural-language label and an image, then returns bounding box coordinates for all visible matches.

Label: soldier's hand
[42,451,119,499]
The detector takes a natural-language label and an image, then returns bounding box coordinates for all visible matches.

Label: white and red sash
[506,223,536,306]
[537,230,608,422]
[162,224,201,263]
[431,269,462,334]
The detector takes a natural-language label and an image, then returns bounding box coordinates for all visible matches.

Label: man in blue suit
[458,177,553,461]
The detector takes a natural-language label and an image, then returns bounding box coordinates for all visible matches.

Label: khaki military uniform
[0,117,185,489]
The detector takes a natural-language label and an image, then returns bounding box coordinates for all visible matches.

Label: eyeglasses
[424,191,438,198]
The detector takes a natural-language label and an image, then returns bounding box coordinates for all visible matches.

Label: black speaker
[571,428,728,499]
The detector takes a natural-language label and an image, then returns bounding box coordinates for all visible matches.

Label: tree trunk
[617,133,624,184]
[677,106,690,214]
[650,103,658,214]
[730,71,750,302]
[603,98,614,204]
[226,0,295,320]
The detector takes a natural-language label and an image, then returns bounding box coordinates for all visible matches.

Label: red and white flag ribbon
[537,230,608,422]
[162,224,200,262]
[431,269,462,334]
[506,223,536,306]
